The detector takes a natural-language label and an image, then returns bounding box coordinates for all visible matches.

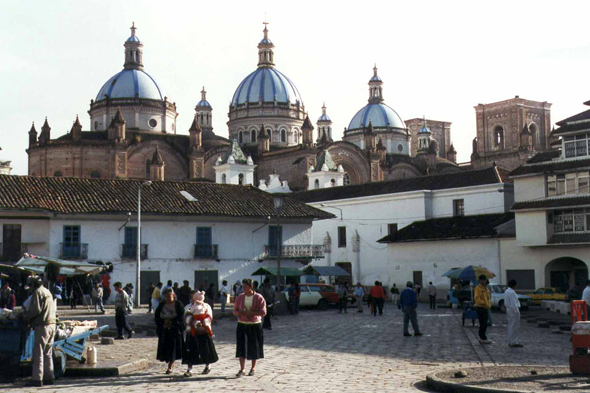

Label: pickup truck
[489,283,531,312]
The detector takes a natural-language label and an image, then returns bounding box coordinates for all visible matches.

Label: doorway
[140,271,160,305]
[545,257,588,291]
[194,270,219,295]
[335,262,352,287]
[2,224,22,263]
[413,271,423,287]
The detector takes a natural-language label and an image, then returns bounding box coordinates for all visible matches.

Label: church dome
[95,69,165,101]
[348,103,405,130]
[231,67,303,106]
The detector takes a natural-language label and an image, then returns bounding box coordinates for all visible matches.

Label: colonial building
[0,147,11,175]
[471,96,553,171]
[26,23,463,191]
[289,165,514,297]
[0,175,332,302]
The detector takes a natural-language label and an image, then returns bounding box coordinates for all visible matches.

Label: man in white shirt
[582,281,590,311]
[504,280,522,347]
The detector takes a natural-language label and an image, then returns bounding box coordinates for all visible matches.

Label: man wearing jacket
[114,282,134,340]
[25,276,57,387]
[474,274,492,344]
[399,281,422,337]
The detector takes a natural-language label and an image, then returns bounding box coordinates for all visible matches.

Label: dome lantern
[257,22,275,68]
[124,22,143,70]
[368,64,384,104]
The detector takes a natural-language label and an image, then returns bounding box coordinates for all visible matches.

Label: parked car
[489,283,531,312]
[528,287,567,303]
[284,283,339,310]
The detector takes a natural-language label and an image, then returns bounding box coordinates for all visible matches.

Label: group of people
[148,280,219,314]
[152,278,266,377]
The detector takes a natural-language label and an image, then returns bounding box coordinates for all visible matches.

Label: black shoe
[404,333,412,337]
[414,333,423,336]
[26,380,43,387]
[43,380,54,385]
[115,336,125,340]
[128,331,135,339]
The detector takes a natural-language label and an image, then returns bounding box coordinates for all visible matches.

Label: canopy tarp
[15,254,105,277]
[251,267,304,277]
[442,265,495,283]
[301,265,350,277]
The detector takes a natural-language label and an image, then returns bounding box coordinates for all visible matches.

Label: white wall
[0,216,51,257]
[514,175,545,203]
[309,183,511,285]
[515,211,549,246]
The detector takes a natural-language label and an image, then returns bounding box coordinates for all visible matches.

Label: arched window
[145,159,151,178]
[529,123,537,147]
[206,113,209,125]
[294,132,298,144]
[314,179,320,189]
[238,173,244,185]
[222,174,227,184]
[54,171,62,178]
[251,130,257,143]
[90,171,101,179]
[238,131,243,144]
[494,126,504,149]
[343,173,351,186]
[281,129,286,143]
[331,179,336,187]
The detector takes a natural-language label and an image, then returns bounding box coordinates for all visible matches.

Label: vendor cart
[0,317,107,381]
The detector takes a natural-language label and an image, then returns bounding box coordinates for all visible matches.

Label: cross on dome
[130,22,137,37]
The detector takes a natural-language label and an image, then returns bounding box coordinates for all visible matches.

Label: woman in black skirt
[155,288,184,374]
[182,290,218,377]
[233,278,267,377]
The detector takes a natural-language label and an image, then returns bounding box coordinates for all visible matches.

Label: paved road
[2,304,570,392]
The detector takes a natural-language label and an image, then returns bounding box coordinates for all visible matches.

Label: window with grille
[547,172,590,197]
[338,227,346,248]
[553,209,590,233]
[453,199,464,217]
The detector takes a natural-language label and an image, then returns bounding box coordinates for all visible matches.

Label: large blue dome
[231,67,303,106]
[348,103,405,131]
[95,69,165,102]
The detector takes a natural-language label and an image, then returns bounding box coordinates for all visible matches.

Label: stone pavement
[1,304,571,392]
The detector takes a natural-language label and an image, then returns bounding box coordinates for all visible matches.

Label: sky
[1,0,590,175]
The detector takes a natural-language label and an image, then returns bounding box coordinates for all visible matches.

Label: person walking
[233,278,267,377]
[146,282,155,313]
[505,279,523,347]
[294,283,301,314]
[234,280,243,298]
[162,280,173,295]
[124,283,134,314]
[182,290,218,377]
[205,283,216,311]
[260,278,275,330]
[427,282,437,309]
[486,279,493,326]
[92,283,105,314]
[400,281,422,337]
[24,276,57,387]
[390,284,399,305]
[114,282,134,340]
[414,282,422,302]
[173,282,180,295]
[219,280,229,313]
[353,283,365,313]
[179,280,192,306]
[155,288,184,374]
[287,282,297,315]
[369,281,386,316]
[338,282,349,313]
[152,282,162,312]
[474,275,492,344]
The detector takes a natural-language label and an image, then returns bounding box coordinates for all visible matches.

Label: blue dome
[95,69,165,101]
[318,114,331,122]
[231,67,303,106]
[126,35,140,42]
[348,103,405,130]
[370,75,382,82]
[196,100,211,108]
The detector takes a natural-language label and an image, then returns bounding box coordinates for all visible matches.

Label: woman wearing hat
[182,290,218,377]
[155,288,184,374]
[233,278,266,377]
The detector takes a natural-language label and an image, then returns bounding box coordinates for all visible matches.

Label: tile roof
[511,195,590,211]
[289,166,506,204]
[509,157,590,177]
[0,175,334,220]
[548,233,590,245]
[525,150,560,164]
[377,213,514,243]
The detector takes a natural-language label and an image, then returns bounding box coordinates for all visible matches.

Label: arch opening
[545,257,588,291]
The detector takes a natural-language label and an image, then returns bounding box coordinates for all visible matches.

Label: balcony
[120,244,149,260]
[194,244,219,259]
[264,245,324,260]
[0,243,30,262]
[60,243,89,260]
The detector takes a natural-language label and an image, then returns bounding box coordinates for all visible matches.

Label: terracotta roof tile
[0,175,334,220]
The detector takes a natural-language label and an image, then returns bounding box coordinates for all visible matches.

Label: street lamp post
[320,203,343,220]
[136,180,152,308]
[273,195,284,289]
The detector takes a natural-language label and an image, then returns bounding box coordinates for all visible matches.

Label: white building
[290,165,514,296]
[0,147,11,175]
[0,175,331,302]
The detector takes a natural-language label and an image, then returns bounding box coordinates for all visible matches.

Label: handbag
[194,325,208,335]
